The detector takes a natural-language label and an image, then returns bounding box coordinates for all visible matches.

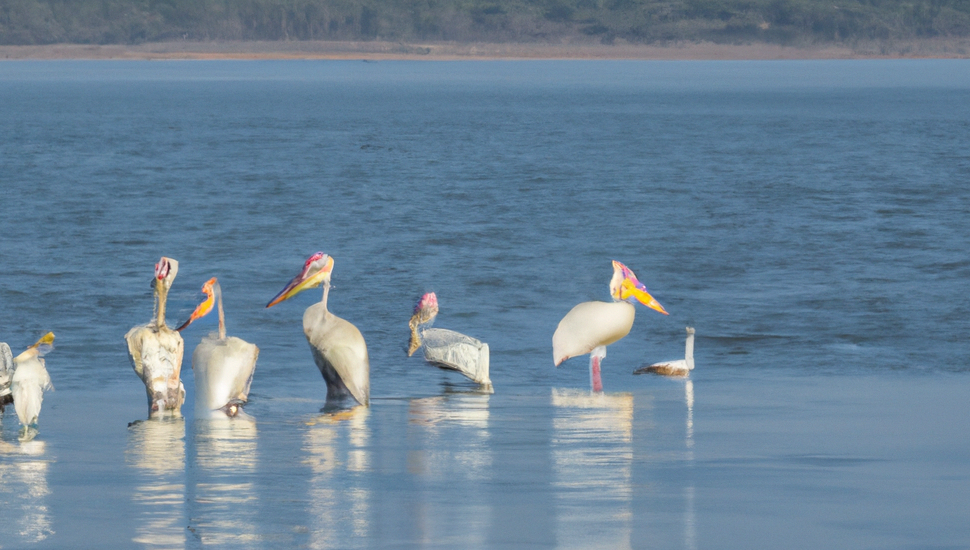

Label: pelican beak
[152,257,179,289]
[177,278,217,331]
[611,260,669,315]
[266,253,334,308]
[155,258,170,281]
[15,332,55,362]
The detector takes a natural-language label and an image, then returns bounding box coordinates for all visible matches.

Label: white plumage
[10,332,55,429]
[191,335,258,417]
[267,252,369,408]
[124,257,185,417]
[553,261,668,391]
[635,327,695,376]
[553,300,637,367]
[177,277,258,418]
[408,292,491,388]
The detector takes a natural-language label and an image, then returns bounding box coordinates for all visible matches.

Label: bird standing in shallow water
[266,252,369,408]
[634,327,695,377]
[553,260,668,391]
[408,292,492,388]
[10,332,55,435]
[177,277,259,418]
[124,257,185,418]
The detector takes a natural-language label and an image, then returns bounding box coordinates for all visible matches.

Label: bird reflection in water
[0,438,54,544]
[551,389,633,550]
[407,392,492,545]
[683,379,697,550]
[304,406,371,548]
[191,416,259,546]
[126,418,186,549]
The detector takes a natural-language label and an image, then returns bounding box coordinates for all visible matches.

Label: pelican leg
[589,346,606,393]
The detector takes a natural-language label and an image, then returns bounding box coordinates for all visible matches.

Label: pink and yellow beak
[611,260,669,315]
[266,252,334,308]
[176,278,217,332]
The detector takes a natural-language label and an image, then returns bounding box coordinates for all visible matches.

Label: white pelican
[553,260,668,391]
[124,257,186,417]
[634,327,695,377]
[408,292,492,388]
[177,277,259,418]
[0,342,12,414]
[266,252,369,407]
[10,332,55,430]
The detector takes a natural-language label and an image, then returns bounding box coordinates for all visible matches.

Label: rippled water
[0,60,968,548]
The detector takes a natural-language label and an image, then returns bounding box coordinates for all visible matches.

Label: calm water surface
[0,60,968,549]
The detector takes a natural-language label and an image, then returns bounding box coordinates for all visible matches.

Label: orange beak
[176,278,217,331]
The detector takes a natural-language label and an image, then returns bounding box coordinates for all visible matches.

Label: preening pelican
[266,252,369,407]
[634,327,695,377]
[0,342,12,413]
[553,260,668,391]
[177,278,259,418]
[124,257,186,417]
[408,292,492,388]
[10,332,55,430]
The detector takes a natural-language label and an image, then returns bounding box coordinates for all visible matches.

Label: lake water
[1,59,969,549]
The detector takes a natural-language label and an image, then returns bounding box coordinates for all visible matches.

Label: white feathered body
[420,327,491,386]
[11,350,53,427]
[192,333,258,415]
[125,321,185,415]
[651,328,695,375]
[553,301,635,366]
[636,327,695,376]
[304,301,370,407]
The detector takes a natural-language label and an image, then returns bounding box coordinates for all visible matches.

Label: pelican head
[177,277,218,332]
[609,260,668,315]
[152,257,179,293]
[266,252,334,308]
[407,292,439,356]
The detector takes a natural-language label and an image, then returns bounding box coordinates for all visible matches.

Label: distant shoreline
[2,38,970,61]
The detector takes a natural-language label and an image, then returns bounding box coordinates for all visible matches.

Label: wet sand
[2,38,969,61]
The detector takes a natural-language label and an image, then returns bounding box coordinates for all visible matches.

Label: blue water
[0,60,969,549]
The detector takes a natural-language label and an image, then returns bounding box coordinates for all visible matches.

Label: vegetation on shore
[2,0,970,46]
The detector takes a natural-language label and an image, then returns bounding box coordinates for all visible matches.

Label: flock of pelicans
[0,253,695,438]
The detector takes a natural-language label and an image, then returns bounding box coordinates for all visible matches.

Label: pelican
[124,257,186,417]
[553,260,668,391]
[634,327,695,376]
[266,252,369,407]
[177,277,259,418]
[0,342,12,413]
[408,292,492,388]
[10,332,55,429]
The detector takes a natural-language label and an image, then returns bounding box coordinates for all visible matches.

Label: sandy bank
[2,38,970,61]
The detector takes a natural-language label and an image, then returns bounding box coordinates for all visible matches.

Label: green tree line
[2,0,970,45]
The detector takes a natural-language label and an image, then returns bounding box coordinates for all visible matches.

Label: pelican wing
[192,334,259,413]
[124,323,185,413]
[553,301,635,366]
[125,323,184,385]
[421,328,491,385]
[11,355,52,426]
[304,304,370,407]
